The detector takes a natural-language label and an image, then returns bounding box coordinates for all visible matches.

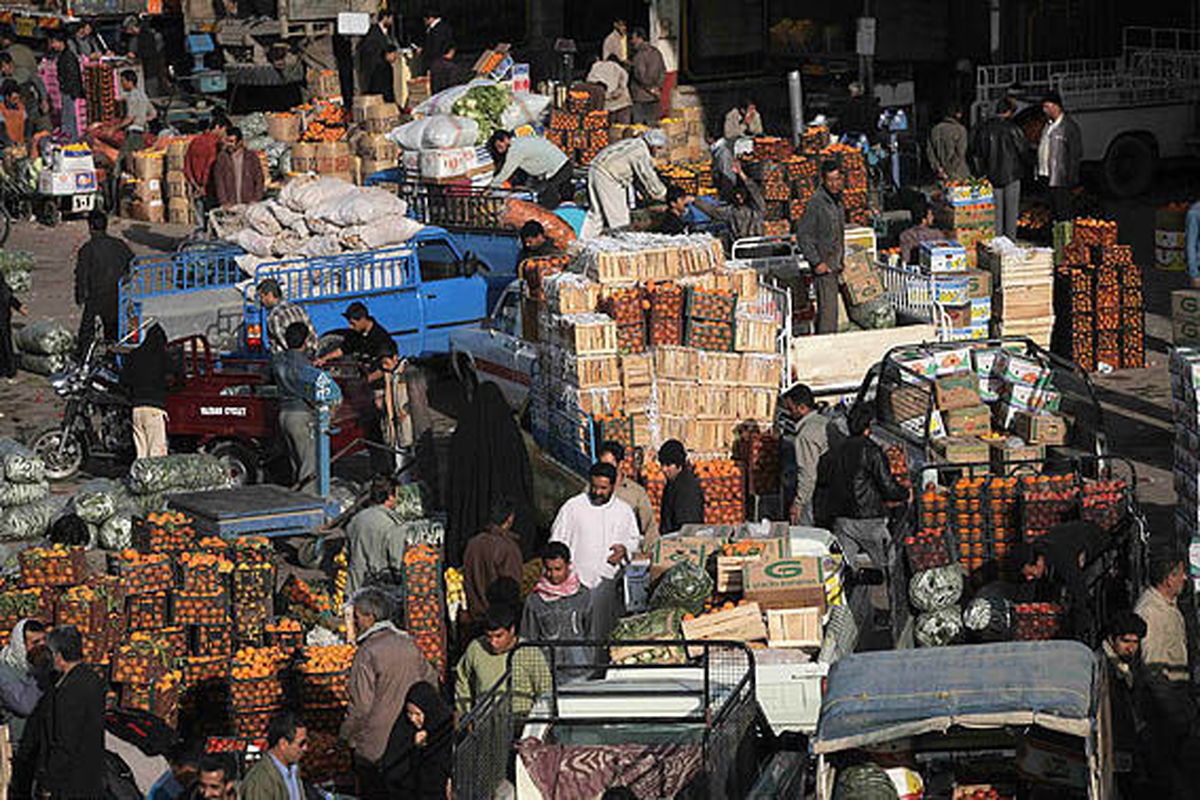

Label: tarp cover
[814,641,1097,754]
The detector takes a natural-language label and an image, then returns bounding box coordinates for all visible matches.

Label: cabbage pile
[450,83,512,142]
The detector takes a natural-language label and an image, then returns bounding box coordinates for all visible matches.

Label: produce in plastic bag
[72,478,127,524]
[846,294,896,330]
[649,560,713,616]
[412,82,477,117]
[128,453,229,495]
[908,563,964,613]
[501,197,576,244]
[244,203,282,236]
[963,595,1014,641]
[0,481,48,507]
[499,92,552,129]
[914,606,964,647]
[14,320,74,356]
[0,495,65,540]
[0,250,34,293]
[399,518,444,547]
[308,185,407,228]
[449,83,512,141]
[833,763,900,800]
[339,217,424,250]
[608,607,685,664]
[98,515,133,550]
[388,115,480,150]
[268,200,307,234]
[233,228,276,258]
[0,438,45,484]
[278,175,359,214]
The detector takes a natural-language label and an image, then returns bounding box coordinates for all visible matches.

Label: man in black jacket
[1097,611,1147,796]
[75,209,134,359]
[817,403,908,570]
[657,439,704,535]
[971,96,1027,239]
[795,162,845,334]
[37,626,105,798]
[48,33,82,140]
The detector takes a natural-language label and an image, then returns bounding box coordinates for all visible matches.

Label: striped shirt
[266,300,318,355]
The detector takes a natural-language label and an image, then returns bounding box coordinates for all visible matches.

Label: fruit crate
[230,675,286,712]
[403,544,446,681]
[172,590,230,626]
[616,321,645,354]
[1019,474,1080,541]
[234,595,272,643]
[192,623,234,659]
[646,283,684,346]
[264,619,304,654]
[112,638,174,684]
[905,528,952,571]
[182,655,229,686]
[593,414,634,451]
[132,514,196,554]
[56,589,114,636]
[685,287,737,323]
[232,562,274,604]
[178,553,228,594]
[127,591,169,631]
[159,626,188,660]
[685,319,734,352]
[120,676,181,728]
[231,537,271,564]
[0,587,54,629]
[232,707,275,738]
[298,669,350,707]
[19,547,87,588]
[110,553,174,595]
[1080,478,1129,534]
[1012,602,1064,640]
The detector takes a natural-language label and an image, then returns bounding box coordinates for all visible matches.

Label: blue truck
[118,226,488,358]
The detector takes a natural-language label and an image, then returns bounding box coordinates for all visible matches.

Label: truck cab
[447,278,538,411]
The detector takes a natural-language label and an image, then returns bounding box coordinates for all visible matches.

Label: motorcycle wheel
[29,426,85,481]
[207,440,260,487]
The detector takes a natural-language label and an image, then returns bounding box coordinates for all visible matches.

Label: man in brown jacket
[461,500,523,633]
[341,587,437,800]
[598,440,658,550]
[212,125,264,208]
[628,27,664,125]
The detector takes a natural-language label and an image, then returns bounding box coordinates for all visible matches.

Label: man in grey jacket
[778,384,828,526]
[581,131,668,238]
[795,161,846,334]
[628,27,664,125]
[272,322,317,495]
[1037,91,1083,221]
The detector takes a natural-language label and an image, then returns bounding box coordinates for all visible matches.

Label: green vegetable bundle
[450,84,512,143]
[0,251,33,293]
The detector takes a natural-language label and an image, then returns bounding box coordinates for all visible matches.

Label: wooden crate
[680,602,768,657]
[735,387,777,420]
[738,353,784,388]
[558,315,618,354]
[624,382,655,412]
[657,380,701,415]
[698,351,741,384]
[698,386,739,420]
[562,354,620,388]
[545,274,601,314]
[735,316,776,353]
[766,607,822,649]
[567,386,625,416]
[655,347,700,380]
[620,352,654,387]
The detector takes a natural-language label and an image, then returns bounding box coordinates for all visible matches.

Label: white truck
[973,26,1200,196]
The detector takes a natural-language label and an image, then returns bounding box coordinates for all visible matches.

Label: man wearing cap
[581,132,668,239]
[1037,91,1082,222]
[487,129,573,209]
[550,461,641,640]
[122,16,165,97]
[657,439,704,535]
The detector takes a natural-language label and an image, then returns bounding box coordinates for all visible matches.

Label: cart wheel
[39,200,60,227]
[208,440,260,486]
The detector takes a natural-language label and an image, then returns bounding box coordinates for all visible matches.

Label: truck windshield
[418,241,464,282]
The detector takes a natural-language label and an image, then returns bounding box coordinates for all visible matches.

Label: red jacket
[212,147,264,207]
[183,130,221,197]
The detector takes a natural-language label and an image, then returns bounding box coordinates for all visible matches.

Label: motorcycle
[27,320,146,481]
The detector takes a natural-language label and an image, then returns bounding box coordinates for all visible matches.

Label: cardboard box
[929,274,968,305]
[352,94,383,122]
[742,555,825,612]
[970,296,992,324]
[987,437,1046,473]
[647,536,719,581]
[167,198,190,226]
[1012,410,1068,445]
[842,246,885,305]
[1173,289,1200,342]
[1176,316,1200,346]
[315,142,353,175]
[714,538,789,593]
[965,269,992,299]
[943,404,991,437]
[765,607,822,649]
[944,303,972,329]
[888,384,931,422]
[919,239,968,273]
[165,171,188,199]
[933,436,989,465]
[680,602,768,657]
[995,350,1049,387]
[934,372,980,411]
[132,151,163,180]
[418,146,477,179]
[1001,381,1062,413]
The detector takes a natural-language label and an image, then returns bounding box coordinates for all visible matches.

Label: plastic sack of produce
[914,606,964,648]
[388,115,480,150]
[0,481,48,507]
[271,229,307,256]
[608,607,686,664]
[14,320,74,356]
[0,495,65,541]
[71,478,127,524]
[128,453,228,495]
[299,234,343,258]
[232,228,276,258]
[907,563,964,613]
[0,439,44,484]
[17,353,68,376]
[339,217,424,251]
[98,515,132,550]
[277,176,359,214]
[412,81,480,118]
[962,595,1014,642]
[268,200,308,235]
[501,197,576,244]
[308,186,407,228]
[0,250,34,293]
[499,92,552,130]
[845,294,896,330]
[833,763,899,800]
[649,560,713,616]
[399,518,444,547]
[393,484,425,520]
[243,202,282,237]
[449,83,513,141]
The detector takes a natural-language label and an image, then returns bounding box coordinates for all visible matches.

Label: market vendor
[257,278,317,356]
[343,587,437,799]
[598,440,658,549]
[723,99,763,141]
[795,161,845,334]
[273,322,318,494]
[657,439,704,535]
[366,43,400,104]
[116,70,156,174]
[653,185,693,235]
[487,130,573,210]
[345,475,407,595]
[693,173,764,241]
[0,81,28,150]
[816,404,909,571]
[1013,519,1104,642]
[185,115,229,223]
[581,130,668,239]
[518,220,560,262]
[0,53,47,136]
[454,603,552,717]
[122,16,166,98]
[549,462,640,640]
[778,384,829,526]
[586,54,632,126]
[1135,553,1189,683]
[521,542,593,677]
[898,196,948,265]
[375,340,413,473]
[461,500,523,633]
[48,33,83,141]
[212,126,264,208]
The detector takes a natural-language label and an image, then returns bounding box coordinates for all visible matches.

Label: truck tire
[208,441,260,486]
[1103,134,1157,197]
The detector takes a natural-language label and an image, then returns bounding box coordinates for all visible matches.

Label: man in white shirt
[1037,90,1082,221]
[601,19,627,64]
[550,461,640,640]
[1135,554,1189,683]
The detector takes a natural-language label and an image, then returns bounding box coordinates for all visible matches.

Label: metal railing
[121,244,246,300]
[877,262,954,335]
[250,245,420,305]
[397,182,533,232]
[453,640,757,800]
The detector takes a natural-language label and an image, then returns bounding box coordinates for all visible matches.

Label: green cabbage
[450,84,512,143]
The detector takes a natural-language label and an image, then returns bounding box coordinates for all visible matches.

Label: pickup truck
[118,226,487,359]
[447,278,538,411]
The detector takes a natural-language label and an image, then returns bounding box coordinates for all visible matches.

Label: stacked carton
[936,180,995,269]
[164,138,191,227]
[1171,347,1200,542]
